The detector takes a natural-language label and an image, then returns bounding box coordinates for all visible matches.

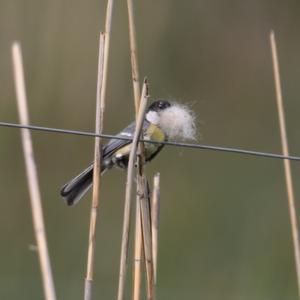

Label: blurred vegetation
[1,0,300,299]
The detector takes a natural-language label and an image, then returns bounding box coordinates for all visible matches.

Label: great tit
[60,100,171,206]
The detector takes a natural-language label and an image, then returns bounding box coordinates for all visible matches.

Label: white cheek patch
[158,103,197,141]
[146,111,160,124]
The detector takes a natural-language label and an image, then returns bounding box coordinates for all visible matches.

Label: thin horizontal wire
[1,121,300,162]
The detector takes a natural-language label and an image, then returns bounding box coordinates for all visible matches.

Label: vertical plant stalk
[117,80,148,300]
[12,42,57,300]
[126,1,143,299]
[84,1,114,298]
[151,173,160,284]
[126,0,141,113]
[134,86,154,298]
[132,196,143,300]
[270,30,300,298]
[84,32,106,300]
[138,177,155,300]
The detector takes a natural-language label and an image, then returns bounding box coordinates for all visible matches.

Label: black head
[147,100,171,112]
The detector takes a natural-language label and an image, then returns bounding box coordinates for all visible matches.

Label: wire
[1,121,300,162]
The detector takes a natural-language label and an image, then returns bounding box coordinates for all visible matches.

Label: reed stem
[117,80,148,300]
[270,30,300,299]
[12,42,57,300]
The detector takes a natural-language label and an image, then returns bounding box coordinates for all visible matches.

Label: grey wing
[102,122,135,158]
[102,120,149,158]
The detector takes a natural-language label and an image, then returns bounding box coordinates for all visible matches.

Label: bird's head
[146,100,171,125]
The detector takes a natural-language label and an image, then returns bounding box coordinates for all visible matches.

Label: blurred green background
[1,0,300,299]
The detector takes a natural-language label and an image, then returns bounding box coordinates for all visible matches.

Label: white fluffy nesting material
[159,103,197,141]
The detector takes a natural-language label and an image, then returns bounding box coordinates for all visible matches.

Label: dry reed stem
[138,177,155,300]
[132,197,143,300]
[84,0,114,298]
[84,32,106,300]
[270,30,300,298]
[151,173,160,284]
[134,124,147,300]
[12,42,57,300]
[126,0,141,113]
[117,80,148,300]
[125,1,143,298]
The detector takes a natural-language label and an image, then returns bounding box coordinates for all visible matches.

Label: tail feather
[60,165,94,206]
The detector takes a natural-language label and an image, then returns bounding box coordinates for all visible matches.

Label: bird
[60,100,172,206]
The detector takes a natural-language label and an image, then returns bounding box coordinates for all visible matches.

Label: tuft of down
[158,103,197,141]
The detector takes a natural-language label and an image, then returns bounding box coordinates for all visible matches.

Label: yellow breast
[145,124,165,142]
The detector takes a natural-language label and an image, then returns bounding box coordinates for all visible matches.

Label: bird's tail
[60,162,108,206]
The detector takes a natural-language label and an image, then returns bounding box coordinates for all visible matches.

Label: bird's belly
[144,124,165,161]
